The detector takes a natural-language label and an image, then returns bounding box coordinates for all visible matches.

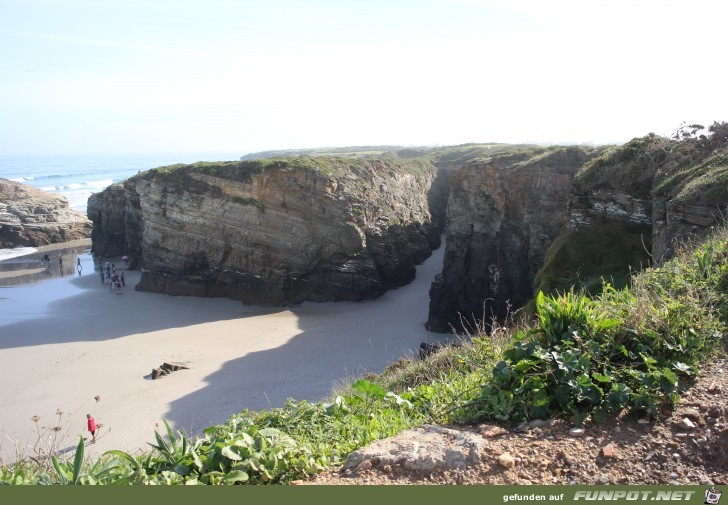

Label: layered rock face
[427,147,595,332]
[652,201,725,261]
[570,133,728,262]
[89,158,444,305]
[428,130,728,333]
[0,178,92,248]
[569,182,726,265]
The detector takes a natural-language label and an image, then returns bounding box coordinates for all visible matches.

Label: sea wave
[40,172,101,180]
[39,179,114,192]
[0,247,38,262]
[9,177,35,182]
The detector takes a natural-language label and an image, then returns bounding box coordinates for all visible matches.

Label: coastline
[0,239,92,284]
[0,241,448,464]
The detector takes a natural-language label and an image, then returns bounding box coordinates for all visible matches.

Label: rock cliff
[0,178,92,248]
[89,157,445,305]
[426,147,598,332]
[571,128,728,261]
[428,125,728,333]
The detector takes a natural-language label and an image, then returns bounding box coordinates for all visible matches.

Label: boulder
[150,362,189,379]
[342,425,488,473]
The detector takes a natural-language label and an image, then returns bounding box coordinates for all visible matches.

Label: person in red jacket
[87,414,97,443]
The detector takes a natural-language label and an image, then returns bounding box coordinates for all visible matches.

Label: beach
[0,241,449,464]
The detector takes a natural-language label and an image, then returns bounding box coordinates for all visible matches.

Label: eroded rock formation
[89,157,446,305]
[428,129,728,333]
[0,178,92,248]
[427,147,597,332]
[570,132,728,261]
[87,132,727,332]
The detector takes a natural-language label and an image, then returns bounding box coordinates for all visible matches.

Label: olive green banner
[0,484,720,505]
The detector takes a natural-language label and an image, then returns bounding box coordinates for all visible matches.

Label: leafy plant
[475,281,719,424]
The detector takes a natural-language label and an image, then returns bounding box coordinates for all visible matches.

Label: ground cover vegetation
[576,121,728,206]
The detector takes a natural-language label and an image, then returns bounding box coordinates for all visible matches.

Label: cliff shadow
[159,245,452,438]
[0,268,283,350]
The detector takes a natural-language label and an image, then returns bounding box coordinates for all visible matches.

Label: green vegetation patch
[534,223,652,297]
[229,195,265,213]
[576,122,728,205]
[575,134,668,199]
[669,157,728,206]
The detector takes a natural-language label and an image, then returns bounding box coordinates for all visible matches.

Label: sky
[1,0,727,156]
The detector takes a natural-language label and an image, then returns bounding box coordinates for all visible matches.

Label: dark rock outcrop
[427,147,597,332]
[89,157,447,305]
[0,178,92,248]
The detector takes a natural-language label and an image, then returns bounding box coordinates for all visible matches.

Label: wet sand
[0,239,92,285]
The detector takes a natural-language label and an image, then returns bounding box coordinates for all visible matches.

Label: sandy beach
[0,242,449,464]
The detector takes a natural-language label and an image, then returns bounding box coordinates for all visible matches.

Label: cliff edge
[427,146,600,332]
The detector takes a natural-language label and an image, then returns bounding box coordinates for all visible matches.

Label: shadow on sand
[0,267,282,350]
[160,247,452,438]
[1,246,452,447]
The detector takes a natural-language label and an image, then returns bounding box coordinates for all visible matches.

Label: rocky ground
[300,358,727,485]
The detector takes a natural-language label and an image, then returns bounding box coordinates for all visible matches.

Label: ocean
[0,152,242,260]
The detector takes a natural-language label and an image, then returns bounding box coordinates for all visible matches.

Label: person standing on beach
[77,257,82,276]
[87,414,97,443]
[120,271,125,287]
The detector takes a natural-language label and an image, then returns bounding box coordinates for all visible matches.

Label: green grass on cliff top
[137,155,438,181]
[576,122,728,206]
[2,222,726,485]
[130,142,573,184]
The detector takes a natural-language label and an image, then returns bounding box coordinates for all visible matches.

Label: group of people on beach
[97,257,125,294]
